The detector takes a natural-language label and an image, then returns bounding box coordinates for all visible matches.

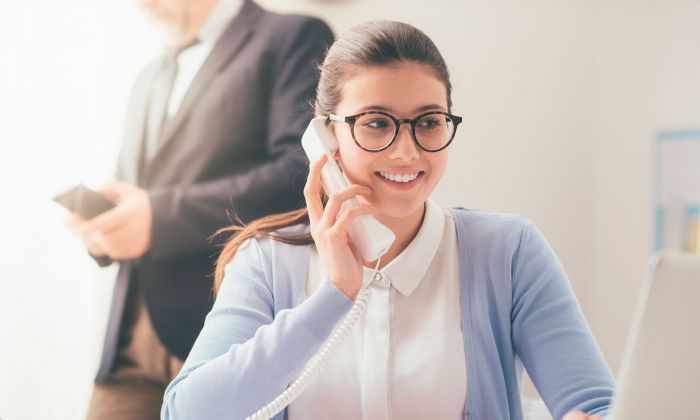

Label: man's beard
[150,10,191,48]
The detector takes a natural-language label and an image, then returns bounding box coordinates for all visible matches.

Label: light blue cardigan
[161,208,615,420]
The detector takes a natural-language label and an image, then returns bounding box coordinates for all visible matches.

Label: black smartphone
[53,184,116,220]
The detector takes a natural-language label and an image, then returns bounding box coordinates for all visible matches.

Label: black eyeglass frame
[327,111,463,152]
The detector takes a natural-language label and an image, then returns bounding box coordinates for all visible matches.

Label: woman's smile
[374,170,426,190]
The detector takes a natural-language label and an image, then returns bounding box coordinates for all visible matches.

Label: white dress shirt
[166,0,243,117]
[288,199,467,420]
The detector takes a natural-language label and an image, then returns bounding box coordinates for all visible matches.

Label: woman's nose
[388,124,420,160]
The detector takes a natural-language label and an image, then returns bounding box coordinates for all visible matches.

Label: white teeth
[378,171,420,183]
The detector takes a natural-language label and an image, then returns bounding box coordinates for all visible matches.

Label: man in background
[67,0,333,417]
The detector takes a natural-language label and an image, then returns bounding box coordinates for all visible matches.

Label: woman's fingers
[304,153,373,235]
[328,203,375,242]
[302,155,374,299]
[304,154,327,229]
[319,184,372,230]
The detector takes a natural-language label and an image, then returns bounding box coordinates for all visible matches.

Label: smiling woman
[160,20,615,420]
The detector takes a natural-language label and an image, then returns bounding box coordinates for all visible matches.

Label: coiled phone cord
[246,257,383,420]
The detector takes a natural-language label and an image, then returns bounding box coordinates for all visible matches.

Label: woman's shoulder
[223,224,312,288]
[447,207,532,236]
[272,222,311,237]
[445,206,540,262]
[241,223,313,262]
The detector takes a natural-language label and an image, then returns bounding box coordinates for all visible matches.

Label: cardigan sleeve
[510,221,616,419]
[161,238,353,420]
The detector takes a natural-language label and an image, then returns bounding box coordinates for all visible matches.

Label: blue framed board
[654,130,700,253]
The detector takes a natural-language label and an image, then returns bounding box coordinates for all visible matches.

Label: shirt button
[373,272,390,289]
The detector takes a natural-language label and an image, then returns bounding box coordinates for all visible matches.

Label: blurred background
[1,0,699,418]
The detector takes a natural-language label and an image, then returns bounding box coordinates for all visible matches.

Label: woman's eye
[365,119,390,129]
[419,118,441,129]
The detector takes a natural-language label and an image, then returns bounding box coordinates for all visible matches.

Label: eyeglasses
[328,111,462,152]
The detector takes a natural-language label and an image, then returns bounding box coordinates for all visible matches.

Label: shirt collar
[197,0,244,44]
[368,198,445,297]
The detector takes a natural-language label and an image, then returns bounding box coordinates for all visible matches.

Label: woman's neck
[364,202,426,270]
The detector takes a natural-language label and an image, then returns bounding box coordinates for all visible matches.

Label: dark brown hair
[212,20,452,293]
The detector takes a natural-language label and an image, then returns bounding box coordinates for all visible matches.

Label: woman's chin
[372,201,426,223]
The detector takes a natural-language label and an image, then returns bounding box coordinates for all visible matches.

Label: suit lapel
[151,0,263,163]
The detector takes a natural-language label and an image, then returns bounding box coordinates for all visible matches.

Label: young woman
[161,21,615,420]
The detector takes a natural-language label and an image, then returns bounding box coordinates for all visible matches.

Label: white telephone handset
[246,118,393,420]
[301,117,395,262]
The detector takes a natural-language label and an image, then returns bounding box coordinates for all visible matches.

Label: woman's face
[332,62,450,221]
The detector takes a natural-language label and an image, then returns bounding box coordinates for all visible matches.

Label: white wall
[0,1,158,419]
[588,0,700,372]
[1,1,698,418]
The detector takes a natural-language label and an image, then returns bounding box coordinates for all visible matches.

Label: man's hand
[66,212,108,257]
[66,181,153,261]
[563,411,604,420]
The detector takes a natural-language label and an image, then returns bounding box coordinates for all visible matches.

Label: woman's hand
[562,411,604,420]
[304,154,375,300]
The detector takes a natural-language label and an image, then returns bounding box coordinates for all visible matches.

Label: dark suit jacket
[94,0,334,381]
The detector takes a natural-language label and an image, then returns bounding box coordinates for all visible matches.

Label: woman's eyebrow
[413,104,447,113]
[353,104,447,114]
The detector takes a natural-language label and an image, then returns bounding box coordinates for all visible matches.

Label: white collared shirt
[166,0,243,117]
[289,199,467,420]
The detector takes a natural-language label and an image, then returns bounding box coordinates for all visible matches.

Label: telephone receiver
[301,117,396,262]
[247,119,395,420]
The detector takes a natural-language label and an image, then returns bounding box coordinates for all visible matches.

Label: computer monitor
[610,252,700,419]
